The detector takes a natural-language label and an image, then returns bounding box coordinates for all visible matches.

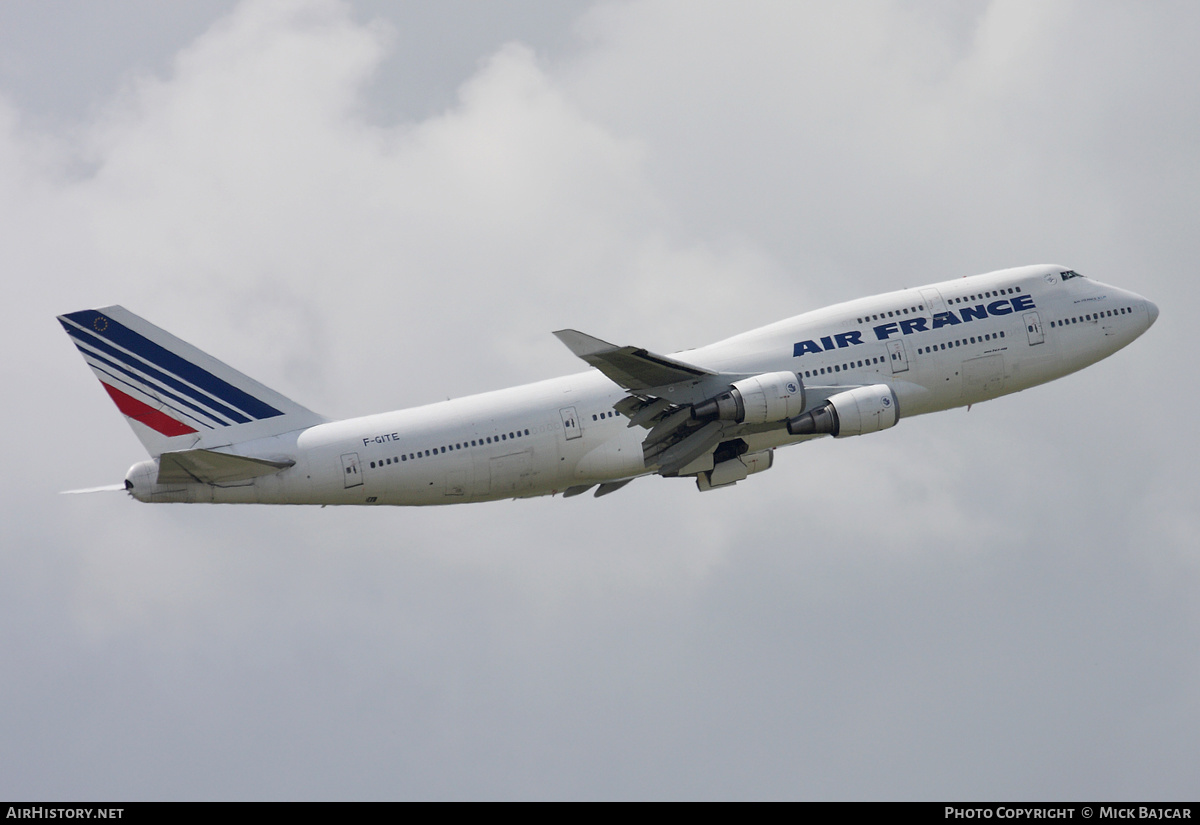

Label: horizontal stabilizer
[553,329,713,392]
[157,449,294,485]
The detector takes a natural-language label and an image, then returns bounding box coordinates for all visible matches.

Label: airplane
[58,264,1157,506]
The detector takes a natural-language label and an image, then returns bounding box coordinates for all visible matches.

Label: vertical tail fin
[58,306,325,457]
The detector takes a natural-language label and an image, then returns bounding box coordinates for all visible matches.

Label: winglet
[552,329,713,392]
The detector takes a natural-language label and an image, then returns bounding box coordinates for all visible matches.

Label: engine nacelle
[786,384,900,438]
[692,371,805,424]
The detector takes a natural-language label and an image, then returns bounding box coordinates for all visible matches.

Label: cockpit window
[1060,270,1084,280]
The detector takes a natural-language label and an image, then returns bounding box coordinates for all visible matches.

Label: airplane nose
[1146,300,1159,326]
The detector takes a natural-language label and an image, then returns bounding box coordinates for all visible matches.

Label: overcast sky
[2,0,1197,801]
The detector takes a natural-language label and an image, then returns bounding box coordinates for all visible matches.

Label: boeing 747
[59,264,1157,505]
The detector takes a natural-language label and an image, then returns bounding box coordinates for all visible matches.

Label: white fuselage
[124,265,1157,505]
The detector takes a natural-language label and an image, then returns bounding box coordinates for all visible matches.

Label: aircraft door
[963,354,1006,398]
[340,452,363,488]
[1101,310,1119,337]
[490,451,534,495]
[887,340,910,373]
[1023,311,1045,345]
[444,468,466,497]
[920,288,946,316]
[560,406,582,441]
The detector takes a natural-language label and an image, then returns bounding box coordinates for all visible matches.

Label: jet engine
[692,371,805,424]
[786,384,899,438]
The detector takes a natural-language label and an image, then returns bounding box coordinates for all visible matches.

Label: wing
[551,329,715,392]
[553,329,740,476]
[553,329,834,484]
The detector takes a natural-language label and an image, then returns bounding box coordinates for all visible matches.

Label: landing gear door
[887,340,910,373]
[340,452,363,488]
[560,406,582,441]
[1024,311,1045,346]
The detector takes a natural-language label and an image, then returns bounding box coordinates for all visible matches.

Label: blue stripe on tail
[61,311,283,421]
[75,345,224,429]
[61,321,252,424]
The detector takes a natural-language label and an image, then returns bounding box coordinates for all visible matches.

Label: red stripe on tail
[100,383,197,437]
